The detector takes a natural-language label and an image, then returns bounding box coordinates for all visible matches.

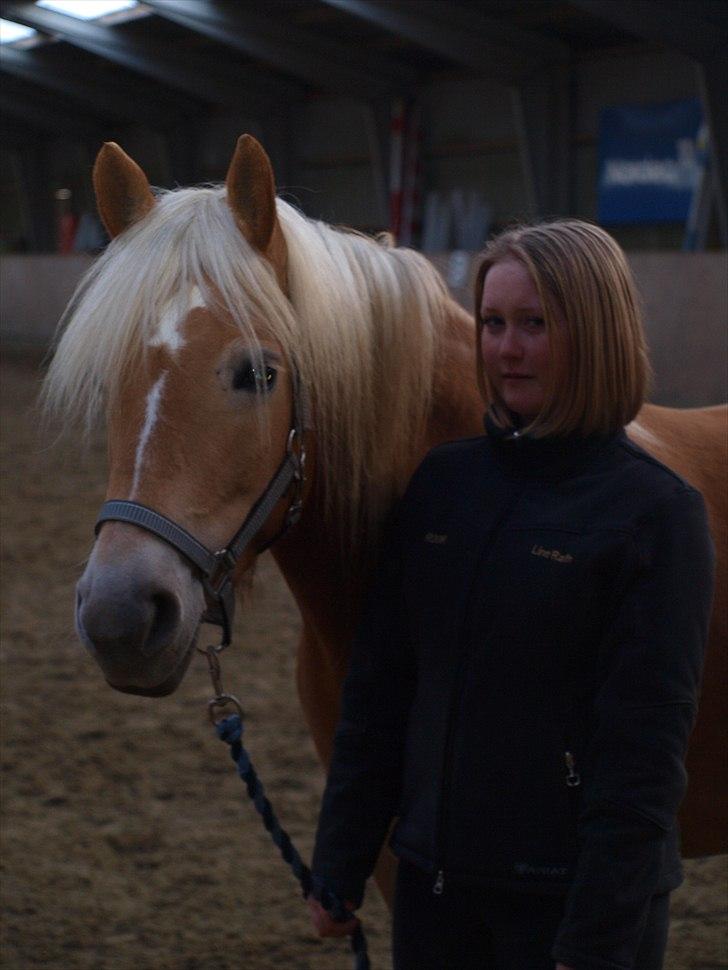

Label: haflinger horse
[44,136,725,908]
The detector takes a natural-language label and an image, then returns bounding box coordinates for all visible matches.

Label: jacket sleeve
[552,485,715,970]
[310,496,418,909]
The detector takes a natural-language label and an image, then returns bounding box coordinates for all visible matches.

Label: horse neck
[272,295,483,653]
[426,296,484,448]
[271,481,365,652]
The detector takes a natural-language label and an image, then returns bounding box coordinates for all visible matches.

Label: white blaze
[131,372,168,497]
[149,286,205,352]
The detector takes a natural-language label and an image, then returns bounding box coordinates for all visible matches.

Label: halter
[94,363,311,649]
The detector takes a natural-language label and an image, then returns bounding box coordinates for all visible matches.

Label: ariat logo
[531,544,573,563]
[514,862,568,878]
[424,532,448,544]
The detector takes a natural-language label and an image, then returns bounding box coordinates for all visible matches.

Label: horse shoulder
[628,403,728,501]
[630,402,727,856]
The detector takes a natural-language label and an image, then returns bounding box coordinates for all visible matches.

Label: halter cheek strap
[94,365,310,647]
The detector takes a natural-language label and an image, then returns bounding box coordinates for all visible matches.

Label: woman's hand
[307,896,359,937]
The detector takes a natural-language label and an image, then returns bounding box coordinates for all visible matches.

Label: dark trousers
[392,859,670,970]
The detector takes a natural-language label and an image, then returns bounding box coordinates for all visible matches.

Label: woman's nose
[499,325,524,359]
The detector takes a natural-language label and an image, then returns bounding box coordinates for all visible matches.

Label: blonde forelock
[43,188,449,559]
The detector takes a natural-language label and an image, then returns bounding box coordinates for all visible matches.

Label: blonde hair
[474,220,650,437]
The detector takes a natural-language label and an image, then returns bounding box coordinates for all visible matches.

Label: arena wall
[1,251,725,408]
[433,250,728,408]
[0,254,95,353]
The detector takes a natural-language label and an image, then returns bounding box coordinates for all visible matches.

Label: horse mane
[44,187,452,554]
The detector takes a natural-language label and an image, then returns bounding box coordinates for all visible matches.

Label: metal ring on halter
[285,499,304,528]
[286,427,306,479]
[208,694,244,724]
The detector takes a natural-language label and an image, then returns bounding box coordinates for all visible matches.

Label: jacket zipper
[432,487,523,895]
[564,750,581,787]
[431,641,470,894]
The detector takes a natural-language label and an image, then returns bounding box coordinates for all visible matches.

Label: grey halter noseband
[94,365,310,647]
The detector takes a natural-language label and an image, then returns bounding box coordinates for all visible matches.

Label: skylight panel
[0,18,37,43]
[37,0,137,19]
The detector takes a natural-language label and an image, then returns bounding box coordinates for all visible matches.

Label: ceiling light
[0,18,37,42]
[37,0,137,20]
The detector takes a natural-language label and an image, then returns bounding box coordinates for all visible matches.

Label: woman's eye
[525,316,545,330]
[482,315,504,329]
[232,361,277,393]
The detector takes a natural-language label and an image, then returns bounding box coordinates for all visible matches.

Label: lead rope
[204,647,370,970]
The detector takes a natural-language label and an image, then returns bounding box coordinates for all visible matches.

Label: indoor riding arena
[1,3,726,970]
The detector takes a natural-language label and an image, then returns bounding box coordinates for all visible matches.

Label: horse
[43,136,726,908]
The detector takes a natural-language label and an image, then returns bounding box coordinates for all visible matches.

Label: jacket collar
[483,410,625,482]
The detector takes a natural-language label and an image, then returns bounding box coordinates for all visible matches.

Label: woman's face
[479,258,557,422]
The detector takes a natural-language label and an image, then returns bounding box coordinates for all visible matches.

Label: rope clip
[200,643,244,725]
[208,693,244,725]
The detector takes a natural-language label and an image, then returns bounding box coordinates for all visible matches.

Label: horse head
[73,136,304,695]
[46,129,458,697]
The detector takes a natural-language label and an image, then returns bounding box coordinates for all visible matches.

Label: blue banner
[597,99,706,224]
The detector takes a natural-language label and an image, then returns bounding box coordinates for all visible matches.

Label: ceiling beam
[1,1,300,110]
[403,0,569,61]
[570,0,728,64]
[143,0,417,99]
[319,0,565,83]
[0,46,186,128]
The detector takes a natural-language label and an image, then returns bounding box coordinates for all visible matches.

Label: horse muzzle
[75,533,204,694]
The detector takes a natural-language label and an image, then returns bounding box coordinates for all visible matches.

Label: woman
[307,221,714,969]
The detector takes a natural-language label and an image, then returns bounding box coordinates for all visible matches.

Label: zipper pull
[433,870,445,895]
[564,751,581,787]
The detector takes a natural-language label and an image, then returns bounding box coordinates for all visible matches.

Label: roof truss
[142,0,418,99]
[2,1,302,110]
[319,0,568,84]
[0,44,191,126]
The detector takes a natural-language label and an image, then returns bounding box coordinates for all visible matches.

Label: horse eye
[264,365,277,390]
[232,362,256,391]
[232,361,277,393]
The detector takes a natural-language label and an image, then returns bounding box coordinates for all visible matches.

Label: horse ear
[93,142,155,239]
[225,134,278,253]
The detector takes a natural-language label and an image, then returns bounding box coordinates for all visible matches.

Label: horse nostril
[143,592,182,658]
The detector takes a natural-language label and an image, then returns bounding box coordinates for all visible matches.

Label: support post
[511,59,575,220]
[696,61,728,246]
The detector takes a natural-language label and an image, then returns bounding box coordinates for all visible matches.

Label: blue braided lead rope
[215,713,370,970]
